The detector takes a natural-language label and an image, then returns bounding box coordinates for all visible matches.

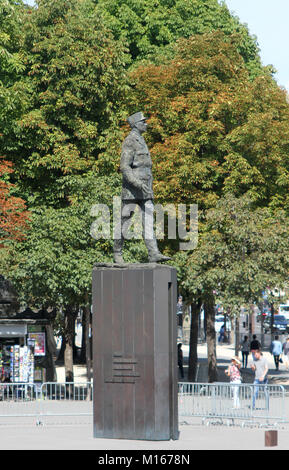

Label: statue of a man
[113,111,170,263]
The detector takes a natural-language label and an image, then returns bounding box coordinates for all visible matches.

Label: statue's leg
[113,239,124,263]
[141,200,171,263]
[113,200,125,263]
[113,200,137,263]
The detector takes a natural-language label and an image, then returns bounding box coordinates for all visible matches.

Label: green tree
[3,0,129,381]
[0,0,25,94]
[7,175,121,380]
[95,0,262,76]
[0,157,30,251]
[0,1,30,266]
[130,32,289,382]
[130,32,289,213]
[177,194,289,382]
[3,0,129,207]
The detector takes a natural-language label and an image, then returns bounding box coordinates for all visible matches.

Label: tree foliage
[95,0,262,76]
[1,0,289,383]
[0,0,25,86]
[0,0,27,149]
[178,194,289,310]
[129,32,289,212]
[8,175,120,308]
[176,193,289,382]
[3,0,129,209]
[1,0,130,304]
[0,157,29,247]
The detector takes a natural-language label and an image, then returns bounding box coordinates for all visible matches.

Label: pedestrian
[177,343,184,379]
[270,335,283,370]
[225,356,242,409]
[218,324,225,343]
[240,335,250,368]
[282,337,289,370]
[250,335,261,361]
[250,350,269,409]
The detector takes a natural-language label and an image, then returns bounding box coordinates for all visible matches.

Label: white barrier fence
[178,382,286,426]
[0,382,286,427]
[0,382,92,425]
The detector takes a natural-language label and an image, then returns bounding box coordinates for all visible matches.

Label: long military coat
[120,129,154,201]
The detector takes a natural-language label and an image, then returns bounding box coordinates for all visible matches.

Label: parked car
[264,315,289,334]
[279,304,289,321]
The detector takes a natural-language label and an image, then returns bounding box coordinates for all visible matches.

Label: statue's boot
[148,252,171,263]
[145,239,171,263]
[114,252,125,264]
[113,239,125,264]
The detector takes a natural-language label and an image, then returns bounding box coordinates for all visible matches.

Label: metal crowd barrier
[178,382,286,427]
[40,382,93,401]
[0,383,36,402]
[0,382,93,424]
[0,382,93,402]
[0,381,286,427]
[0,383,40,420]
[37,382,93,424]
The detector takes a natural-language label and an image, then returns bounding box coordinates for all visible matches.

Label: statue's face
[135,120,147,133]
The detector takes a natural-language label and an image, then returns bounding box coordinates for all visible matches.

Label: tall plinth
[92,263,179,441]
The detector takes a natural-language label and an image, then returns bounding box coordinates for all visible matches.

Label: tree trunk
[188,299,202,382]
[261,311,265,350]
[73,328,79,363]
[64,305,76,382]
[45,324,57,382]
[84,296,92,384]
[205,295,218,383]
[270,303,274,341]
[79,308,86,364]
[234,316,240,356]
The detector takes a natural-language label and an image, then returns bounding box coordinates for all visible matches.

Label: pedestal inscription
[104,353,140,383]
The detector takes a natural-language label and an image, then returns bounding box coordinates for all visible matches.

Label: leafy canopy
[94,0,262,76]
[177,194,289,313]
[129,32,289,212]
[3,0,129,208]
[0,157,30,248]
[2,0,130,307]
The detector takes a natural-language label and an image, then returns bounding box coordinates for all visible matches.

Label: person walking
[282,337,289,371]
[250,350,269,409]
[240,336,250,368]
[250,335,261,361]
[218,324,225,343]
[270,335,283,370]
[225,356,242,409]
[177,343,184,379]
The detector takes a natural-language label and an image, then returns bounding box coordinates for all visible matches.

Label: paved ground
[0,419,288,450]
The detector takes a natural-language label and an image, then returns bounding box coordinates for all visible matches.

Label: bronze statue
[113,112,170,263]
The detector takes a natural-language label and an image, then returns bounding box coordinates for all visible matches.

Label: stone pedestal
[92,263,179,441]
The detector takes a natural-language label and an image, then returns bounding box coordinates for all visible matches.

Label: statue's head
[127,111,148,133]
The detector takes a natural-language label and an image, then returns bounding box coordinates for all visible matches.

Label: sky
[24,0,289,91]
[224,0,289,91]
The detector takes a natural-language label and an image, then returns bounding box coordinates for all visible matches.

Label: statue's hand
[141,183,150,194]
[134,180,150,194]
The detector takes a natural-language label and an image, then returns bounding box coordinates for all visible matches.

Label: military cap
[127,111,147,127]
